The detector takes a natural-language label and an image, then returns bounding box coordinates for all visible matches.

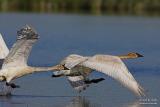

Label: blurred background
[0,0,160,16]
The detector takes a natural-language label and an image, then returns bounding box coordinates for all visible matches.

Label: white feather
[0,26,64,96]
[2,34,38,68]
[62,54,145,96]
[0,33,9,59]
[81,55,145,96]
[61,54,88,69]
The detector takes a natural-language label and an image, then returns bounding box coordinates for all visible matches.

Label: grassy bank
[0,0,160,15]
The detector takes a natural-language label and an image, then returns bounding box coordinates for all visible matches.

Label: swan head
[0,76,6,82]
[127,52,143,58]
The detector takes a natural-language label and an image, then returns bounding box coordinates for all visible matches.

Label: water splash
[0,82,13,96]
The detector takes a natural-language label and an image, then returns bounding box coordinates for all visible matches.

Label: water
[0,13,160,107]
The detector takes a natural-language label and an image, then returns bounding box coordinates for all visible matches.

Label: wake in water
[0,82,13,96]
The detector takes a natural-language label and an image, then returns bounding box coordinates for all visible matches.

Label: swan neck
[29,65,64,72]
[118,55,135,59]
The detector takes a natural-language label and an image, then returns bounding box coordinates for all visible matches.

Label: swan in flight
[0,25,65,91]
[52,53,145,96]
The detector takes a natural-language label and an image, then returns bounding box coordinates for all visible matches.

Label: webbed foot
[85,78,105,84]
[6,82,20,88]
[52,74,63,77]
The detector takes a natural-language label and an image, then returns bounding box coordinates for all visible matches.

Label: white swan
[52,53,145,96]
[0,25,65,90]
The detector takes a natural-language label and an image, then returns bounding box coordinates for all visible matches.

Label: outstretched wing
[81,55,145,96]
[67,76,89,92]
[0,33,9,59]
[2,25,39,68]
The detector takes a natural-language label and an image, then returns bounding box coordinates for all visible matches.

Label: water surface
[0,13,159,107]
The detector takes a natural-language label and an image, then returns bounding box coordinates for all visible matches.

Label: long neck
[118,55,135,59]
[29,65,64,72]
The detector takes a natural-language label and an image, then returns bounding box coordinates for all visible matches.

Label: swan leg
[84,78,105,84]
[52,74,63,77]
[6,82,20,88]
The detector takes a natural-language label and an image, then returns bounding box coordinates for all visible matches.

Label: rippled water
[0,13,159,107]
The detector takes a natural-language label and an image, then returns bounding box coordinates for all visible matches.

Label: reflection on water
[66,96,101,107]
[0,96,26,107]
[0,83,13,96]
[0,95,156,107]
[0,96,101,107]
[124,101,143,107]
[66,96,143,107]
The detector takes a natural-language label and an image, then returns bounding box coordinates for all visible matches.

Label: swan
[0,25,65,90]
[52,53,145,96]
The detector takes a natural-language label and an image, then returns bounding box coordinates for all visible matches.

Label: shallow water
[0,13,159,107]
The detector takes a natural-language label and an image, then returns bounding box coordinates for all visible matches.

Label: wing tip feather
[17,25,39,40]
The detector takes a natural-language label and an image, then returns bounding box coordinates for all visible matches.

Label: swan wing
[61,54,88,69]
[81,55,145,96]
[0,33,9,59]
[2,25,39,68]
[67,75,89,92]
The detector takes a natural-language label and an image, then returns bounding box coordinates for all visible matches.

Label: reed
[0,0,159,15]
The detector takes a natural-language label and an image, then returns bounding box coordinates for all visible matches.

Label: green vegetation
[0,0,160,15]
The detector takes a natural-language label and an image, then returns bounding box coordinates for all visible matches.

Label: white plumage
[0,33,9,59]
[0,25,65,95]
[53,54,145,96]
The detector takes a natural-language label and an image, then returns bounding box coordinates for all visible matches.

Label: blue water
[0,13,159,107]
